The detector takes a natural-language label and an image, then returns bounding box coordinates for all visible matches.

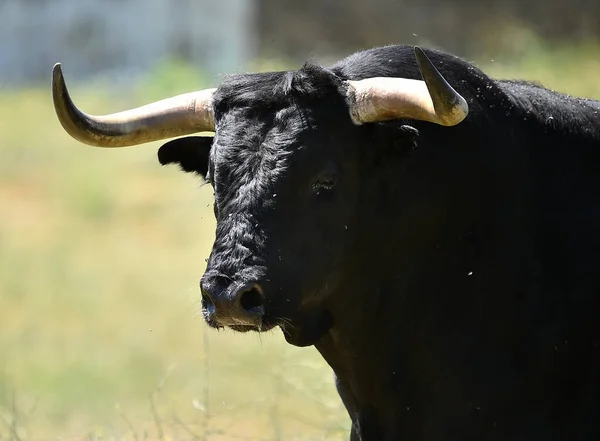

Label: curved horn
[52,63,216,148]
[345,47,468,126]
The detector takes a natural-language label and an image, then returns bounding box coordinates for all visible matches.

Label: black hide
[159,45,600,441]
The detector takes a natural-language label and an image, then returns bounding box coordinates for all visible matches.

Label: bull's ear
[157,136,212,178]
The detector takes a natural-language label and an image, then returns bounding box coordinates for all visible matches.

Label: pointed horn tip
[413,46,433,68]
[52,63,63,79]
[413,46,469,125]
[52,63,65,95]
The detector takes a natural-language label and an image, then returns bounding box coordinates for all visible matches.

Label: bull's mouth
[222,309,334,347]
[228,322,278,333]
[204,309,332,347]
[225,318,332,347]
[203,311,278,333]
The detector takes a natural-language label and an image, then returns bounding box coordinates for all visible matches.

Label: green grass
[2,42,600,440]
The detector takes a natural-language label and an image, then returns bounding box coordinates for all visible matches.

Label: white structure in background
[0,0,257,86]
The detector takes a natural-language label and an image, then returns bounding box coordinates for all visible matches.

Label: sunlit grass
[1,42,600,439]
[0,80,347,439]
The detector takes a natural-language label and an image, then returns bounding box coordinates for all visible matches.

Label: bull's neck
[502,81,600,143]
[312,156,538,440]
[314,231,538,440]
[314,306,401,440]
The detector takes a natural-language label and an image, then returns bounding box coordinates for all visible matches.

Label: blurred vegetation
[1,41,600,440]
[258,0,600,61]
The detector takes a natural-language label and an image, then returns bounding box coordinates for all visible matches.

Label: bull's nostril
[239,285,264,312]
[201,291,216,314]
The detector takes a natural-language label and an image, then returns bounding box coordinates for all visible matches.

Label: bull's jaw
[204,311,331,345]
[280,309,334,347]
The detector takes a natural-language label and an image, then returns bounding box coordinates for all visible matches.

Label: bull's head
[53,48,468,346]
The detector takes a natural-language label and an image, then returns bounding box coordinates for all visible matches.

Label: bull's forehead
[209,105,307,213]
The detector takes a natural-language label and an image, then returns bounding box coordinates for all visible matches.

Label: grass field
[1,42,600,440]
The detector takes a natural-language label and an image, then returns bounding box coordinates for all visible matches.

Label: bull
[52,45,600,440]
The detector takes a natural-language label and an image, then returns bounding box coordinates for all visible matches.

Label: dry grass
[1,43,600,440]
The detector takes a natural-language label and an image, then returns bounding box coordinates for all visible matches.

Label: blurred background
[1,0,599,439]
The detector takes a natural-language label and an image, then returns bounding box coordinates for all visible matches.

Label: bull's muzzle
[200,274,266,330]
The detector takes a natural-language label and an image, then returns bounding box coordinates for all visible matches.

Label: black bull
[53,45,600,440]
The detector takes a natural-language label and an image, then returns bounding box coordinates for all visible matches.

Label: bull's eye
[312,172,337,194]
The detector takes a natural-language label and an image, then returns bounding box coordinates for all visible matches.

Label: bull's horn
[52,63,216,147]
[345,46,468,126]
